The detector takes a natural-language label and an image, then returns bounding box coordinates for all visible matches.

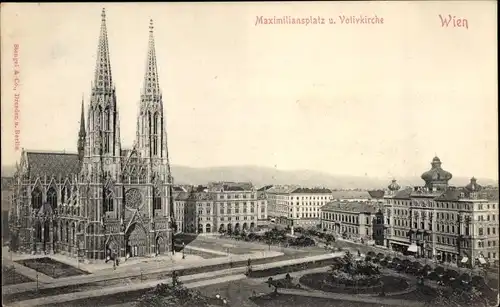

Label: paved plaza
[3,235,497,307]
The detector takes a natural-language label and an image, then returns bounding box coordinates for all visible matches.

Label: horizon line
[1,162,498,182]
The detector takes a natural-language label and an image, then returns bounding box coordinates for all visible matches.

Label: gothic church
[9,9,175,260]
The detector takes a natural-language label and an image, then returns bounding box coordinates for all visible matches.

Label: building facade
[256,190,268,226]
[210,182,259,234]
[266,186,333,228]
[8,10,175,260]
[383,157,499,267]
[321,201,385,245]
[173,182,263,234]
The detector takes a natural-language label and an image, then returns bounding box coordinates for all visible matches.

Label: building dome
[465,177,482,192]
[421,156,453,183]
[388,179,400,191]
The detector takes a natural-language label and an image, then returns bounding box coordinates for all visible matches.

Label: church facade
[8,9,175,260]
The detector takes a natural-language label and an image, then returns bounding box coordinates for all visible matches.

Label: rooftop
[257,185,274,191]
[26,151,80,179]
[331,190,372,200]
[208,182,254,192]
[265,185,332,194]
[321,201,378,214]
[265,185,300,194]
[291,187,332,194]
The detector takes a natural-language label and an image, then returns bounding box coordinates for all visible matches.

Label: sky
[1,2,497,180]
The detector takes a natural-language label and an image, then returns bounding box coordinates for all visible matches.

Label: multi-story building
[266,186,333,229]
[256,189,269,227]
[173,192,187,233]
[8,10,175,260]
[210,182,259,233]
[321,201,385,245]
[173,182,263,234]
[383,156,499,267]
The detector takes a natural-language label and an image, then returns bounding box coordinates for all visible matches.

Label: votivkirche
[8,9,176,260]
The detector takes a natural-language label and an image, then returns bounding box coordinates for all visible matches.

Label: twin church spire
[82,8,168,177]
[142,19,161,99]
[93,8,113,92]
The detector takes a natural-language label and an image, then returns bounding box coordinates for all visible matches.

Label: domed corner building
[420,156,453,192]
[382,156,499,267]
[8,10,176,261]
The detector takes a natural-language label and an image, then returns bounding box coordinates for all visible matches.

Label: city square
[1,3,498,307]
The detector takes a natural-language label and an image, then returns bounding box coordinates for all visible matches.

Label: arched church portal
[125,223,147,258]
[156,236,166,255]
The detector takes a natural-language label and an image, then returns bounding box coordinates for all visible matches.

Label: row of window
[478,240,498,248]
[478,227,497,236]
[219,216,256,221]
[289,201,329,206]
[322,213,381,225]
[218,194,255,200]
[477,214,497,221]
[199,215,257,222]
[272,195,332,200]
[390,200,496,211]
[102,188,161,213]
[296,213,320,218]
[31,187,57,210]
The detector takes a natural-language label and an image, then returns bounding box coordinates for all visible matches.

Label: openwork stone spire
[79,96,86,138]
[142,19,161,99]
[93,8,113,91]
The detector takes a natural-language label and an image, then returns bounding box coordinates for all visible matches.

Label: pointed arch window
[104,108,111,131]
[36,222,42,242]
[104,134,110,153]
[153,113,158,135]
[67,185,72,202]
[152,137,158,156]
[148,112,152,134]
[32,187,42,210]
[62,187,66,203]
[104,188,114,212]
[47,187,57,209]
[153,187,162,210]
[95,106,102,130]
[66,221,70,243]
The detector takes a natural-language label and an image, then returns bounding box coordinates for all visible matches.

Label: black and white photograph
[1,2,498,307]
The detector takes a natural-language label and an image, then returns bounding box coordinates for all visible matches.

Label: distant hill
[1,164,497,190]
[169,165,497,189]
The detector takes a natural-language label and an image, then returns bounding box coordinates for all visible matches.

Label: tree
[427,287,491,307]
[172,270,181,287]
[266,277,279,294]
[136,282,211,307]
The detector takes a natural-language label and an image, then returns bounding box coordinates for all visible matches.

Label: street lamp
[182,242,185,259]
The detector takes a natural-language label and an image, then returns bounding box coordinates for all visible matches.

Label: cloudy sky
[1,2,497,180]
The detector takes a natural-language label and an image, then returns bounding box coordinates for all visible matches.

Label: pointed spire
[93,8,113,91]
[142,19,161,98]
[79,96,86,137]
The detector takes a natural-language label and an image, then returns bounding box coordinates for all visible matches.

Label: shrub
[137,283,211,307]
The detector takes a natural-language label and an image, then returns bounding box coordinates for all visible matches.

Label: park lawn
[16,257,90,278]
[251,293,397,307]
[2,265,33,286]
